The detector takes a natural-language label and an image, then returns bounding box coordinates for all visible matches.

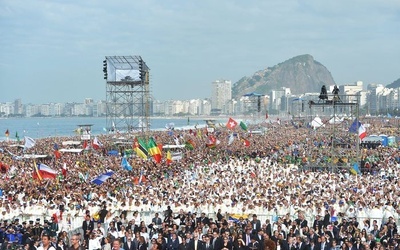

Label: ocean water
[0,117,224,140]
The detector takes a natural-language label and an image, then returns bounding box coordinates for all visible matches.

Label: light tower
[103,56,150,133]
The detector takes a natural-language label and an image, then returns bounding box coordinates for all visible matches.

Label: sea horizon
[0,115,270,140]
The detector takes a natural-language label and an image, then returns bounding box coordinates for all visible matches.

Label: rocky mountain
[386,78,400,89]
[232,54,336,99]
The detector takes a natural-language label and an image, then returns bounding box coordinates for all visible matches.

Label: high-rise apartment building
[211,80,232,113]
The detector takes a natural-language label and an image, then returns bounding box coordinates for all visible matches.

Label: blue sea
[0,117,225,140]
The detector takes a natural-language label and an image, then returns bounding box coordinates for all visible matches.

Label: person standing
[189,233,203,250]
[251,215,261,234]
[82,215,94,248]
[68,234,84,250]
[37,235,56,250]
[112,239,124,250]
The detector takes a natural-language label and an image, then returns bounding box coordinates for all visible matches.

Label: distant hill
[386,78,400,89]
[232,54,336,99]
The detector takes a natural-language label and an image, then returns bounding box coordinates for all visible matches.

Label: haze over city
[1,0,399,104]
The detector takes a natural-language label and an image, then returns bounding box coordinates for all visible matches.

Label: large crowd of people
[0,117,399,250]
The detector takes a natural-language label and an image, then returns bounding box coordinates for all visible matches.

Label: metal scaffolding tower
[103,56,150,133]
[308,92,360,172]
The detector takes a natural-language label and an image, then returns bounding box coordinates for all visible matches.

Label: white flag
[228,134,234,145]
[24,136,36,149]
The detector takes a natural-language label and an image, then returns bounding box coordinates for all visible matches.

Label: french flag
[37,163,57,179]
[359,123,367,140]
[92,171,114,185]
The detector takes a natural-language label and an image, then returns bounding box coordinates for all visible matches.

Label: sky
[0,0,399,104]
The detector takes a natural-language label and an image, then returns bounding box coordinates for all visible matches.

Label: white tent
[328,115,344,124]
[311,116,325,129]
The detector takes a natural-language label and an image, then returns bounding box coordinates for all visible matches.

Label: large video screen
[115,69,140,82]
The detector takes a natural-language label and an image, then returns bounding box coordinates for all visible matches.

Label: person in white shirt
[37,235,56,250]
[88,233,102,250]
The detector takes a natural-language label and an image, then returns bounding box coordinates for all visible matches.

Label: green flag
[15,132,20,142]
[185,140,195,150]
[240,121,247,131]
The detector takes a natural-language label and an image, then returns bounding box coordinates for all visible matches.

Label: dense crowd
[0,117,399,250]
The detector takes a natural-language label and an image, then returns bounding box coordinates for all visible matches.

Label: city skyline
[1,0,399,104]
[2,81,400,118]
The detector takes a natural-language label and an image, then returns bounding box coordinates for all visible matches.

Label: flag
[349,119,360,133]
[15,132,20,142]
[79,172,88,182]
[166,150,172,165]
[350,163,361,175]
[52,210,63,223]
[226,118,238,130]
[121,157,133,171]
[206,143,216,149]
[83,140,89,150]
[185,139,195,150]
[206,135,219,148]
[239,121,247,131]
[349,119,367,140]
[53,143,61,159]
[5,129,9,137]
[173,136,180,145]
[62,162,67,178]
[265,112,269,119]
[133,138,148,160]
[157,143,163,155]
[138,169,146,184]
[242,139,250,147]
[32,159,42,181]
[92,171,114,185]
[359,124,367,140]
[33,163,57,179]
[24,136,36,149]
[228,134,234,145]
[147,137,162,163]
[92,137,103,150]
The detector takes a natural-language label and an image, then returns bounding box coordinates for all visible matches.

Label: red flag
[133,176,139,185]
[226,118,238,130]
[92,137,103,150]
[242,139,250,147]
[265,112,269,119]
[83,140,88,150]
[54,150,61,159]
